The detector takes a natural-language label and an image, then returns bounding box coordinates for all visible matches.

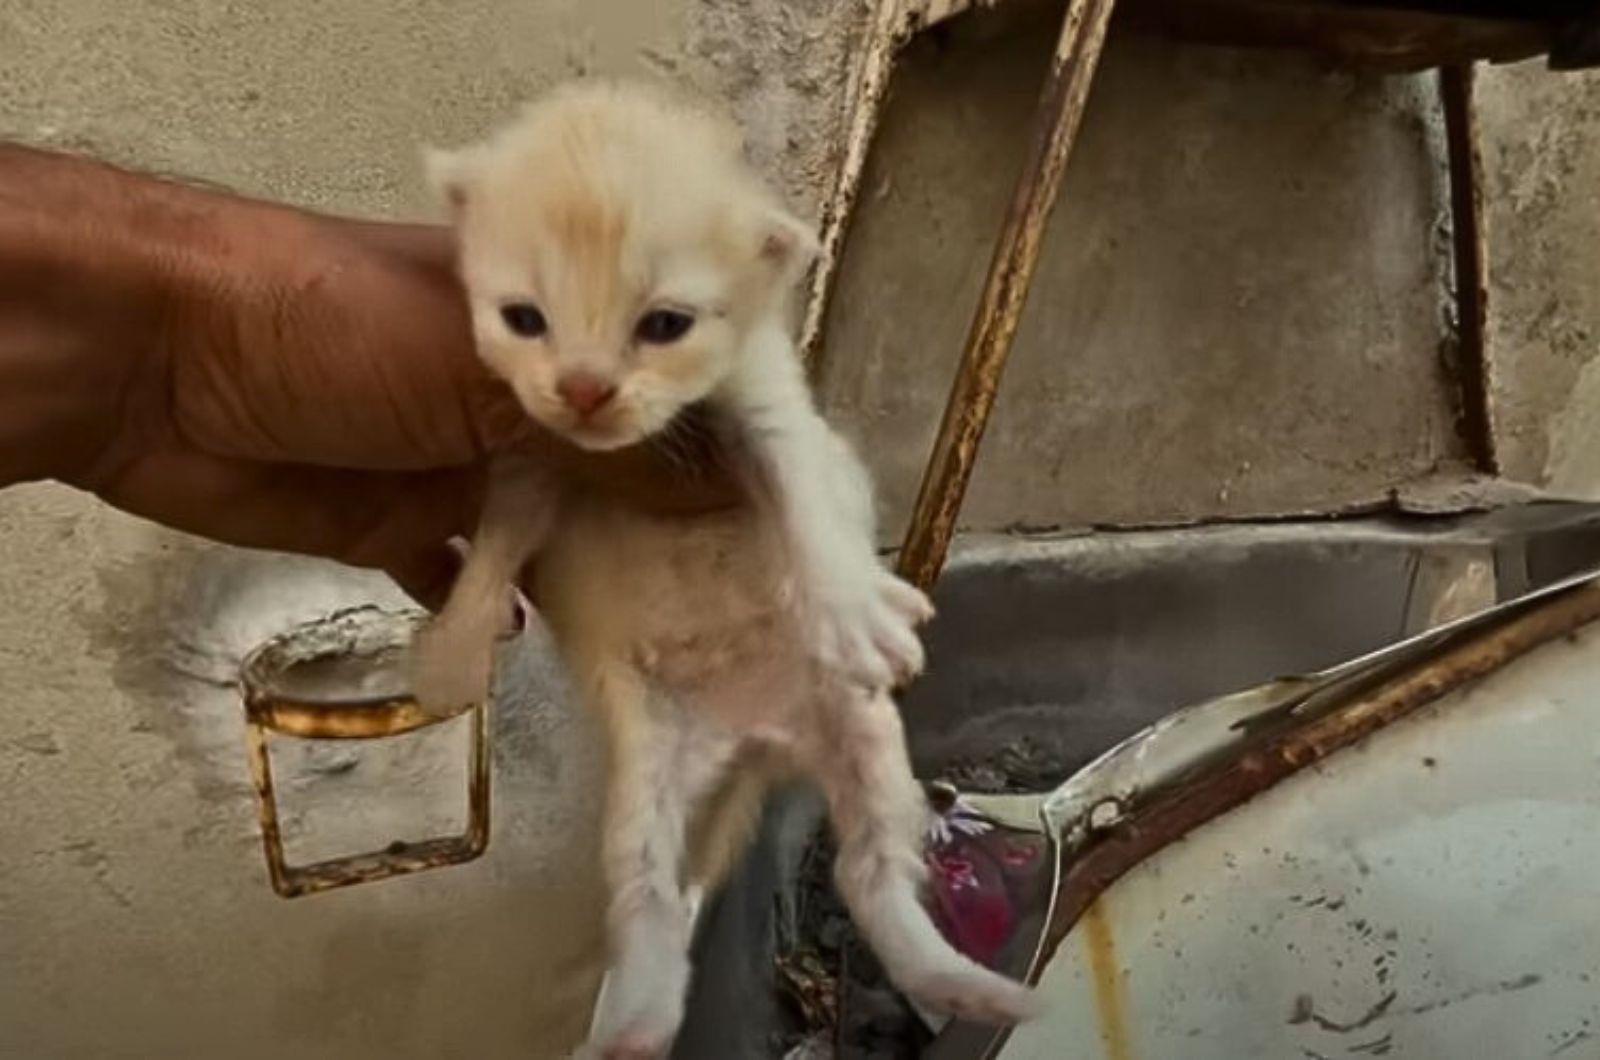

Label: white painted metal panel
[1003,627,1600,1060]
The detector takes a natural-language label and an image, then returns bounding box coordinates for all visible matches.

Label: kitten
[412,80,1039,1059]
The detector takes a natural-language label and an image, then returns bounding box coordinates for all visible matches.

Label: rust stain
[245,695,465,740]
[1082,898,1135,1060]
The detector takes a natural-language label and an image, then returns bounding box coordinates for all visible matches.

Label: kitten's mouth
[560,420,641,452]
[528,395,653,452]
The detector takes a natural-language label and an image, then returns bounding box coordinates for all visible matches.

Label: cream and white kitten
[412,80,1038,1059]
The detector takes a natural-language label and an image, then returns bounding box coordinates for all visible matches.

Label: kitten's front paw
[409,620,494,717]
[811,569,934,688]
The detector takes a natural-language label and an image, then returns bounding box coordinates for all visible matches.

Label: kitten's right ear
[424,146,477,218]
[758,209,821,286]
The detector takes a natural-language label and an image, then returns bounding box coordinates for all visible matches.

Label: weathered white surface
[1004,625,1600,1060]
[1480,62,1600,495]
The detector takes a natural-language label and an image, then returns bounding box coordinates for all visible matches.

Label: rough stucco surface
[1477,61,1600,495]
[3,1,1600,1058]
[818,12,1464,534]
[0,0,860,217]
[0,490,610,1059]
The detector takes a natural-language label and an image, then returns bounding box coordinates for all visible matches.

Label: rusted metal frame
[895,0,1119,591]
[1028,580,1600,976]
[1441,62,1500,475]
[240,609,492,898]
[244,701,491,899]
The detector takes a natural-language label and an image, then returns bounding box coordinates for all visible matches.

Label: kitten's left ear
[424,146,478,218]
[759,209,821,285]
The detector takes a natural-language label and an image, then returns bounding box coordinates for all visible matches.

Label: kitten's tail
[822,692,1041,1027]
[837,842,1043,1027]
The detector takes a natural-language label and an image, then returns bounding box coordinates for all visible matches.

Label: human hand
[0,145,737,605]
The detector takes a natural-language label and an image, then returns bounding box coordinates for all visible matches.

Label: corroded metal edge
[244,695,464,740]
[801,0,1120,589]
[800,0,1035,372]
[1030,577,1600,984]
[933,560,1600,1053]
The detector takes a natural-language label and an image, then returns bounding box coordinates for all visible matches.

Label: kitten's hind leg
[410,458,557,716]
[579,666,739,1060]
[803,688,1041,1027]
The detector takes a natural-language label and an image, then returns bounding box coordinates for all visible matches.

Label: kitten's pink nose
[555,371,618,419]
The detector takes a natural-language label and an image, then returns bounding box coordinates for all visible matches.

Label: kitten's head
[427,80,817,451]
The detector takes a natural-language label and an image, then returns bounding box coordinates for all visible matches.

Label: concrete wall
[1478,62,1600,494]
[2,2,1599,1057]
[820,10,1462,532]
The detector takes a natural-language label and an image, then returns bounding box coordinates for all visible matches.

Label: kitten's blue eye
[500,303,547,338]
[635,309,694,345]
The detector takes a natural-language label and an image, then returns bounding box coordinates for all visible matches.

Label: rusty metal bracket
[239,607,491,899]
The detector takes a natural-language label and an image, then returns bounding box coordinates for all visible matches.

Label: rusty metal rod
[1441,62,1499,475]
[896,0,1117,591]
